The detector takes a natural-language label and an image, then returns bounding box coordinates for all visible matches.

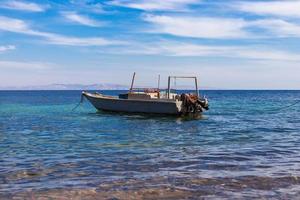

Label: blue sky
[0,0,300,89]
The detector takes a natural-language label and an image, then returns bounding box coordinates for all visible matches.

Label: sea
[0,90,300,199]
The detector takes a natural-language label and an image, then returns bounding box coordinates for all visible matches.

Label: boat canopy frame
[167,76,199,99]
[128,72,200,99]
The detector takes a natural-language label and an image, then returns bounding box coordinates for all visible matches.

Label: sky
[0,0,300,89]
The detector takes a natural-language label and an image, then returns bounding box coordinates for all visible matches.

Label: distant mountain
[0,83,129,90]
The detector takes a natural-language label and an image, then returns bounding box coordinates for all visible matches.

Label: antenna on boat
[157,74,160,90]
[195,77,199,97]
[129,72,136,93]
[157,74,161,99]
[167,76,171,99]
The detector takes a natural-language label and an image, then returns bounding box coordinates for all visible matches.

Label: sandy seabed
[2,175,300,200]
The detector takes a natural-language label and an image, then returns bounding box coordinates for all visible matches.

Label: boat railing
[130,88,160,93]
[167,76,199,99]
[128,73,200,100]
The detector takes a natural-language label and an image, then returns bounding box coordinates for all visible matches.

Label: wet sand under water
[2,176,300,199]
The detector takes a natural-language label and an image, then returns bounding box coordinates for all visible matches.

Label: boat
[82,73,209,115]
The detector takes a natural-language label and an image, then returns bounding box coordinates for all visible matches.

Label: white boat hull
[82,92,183,115]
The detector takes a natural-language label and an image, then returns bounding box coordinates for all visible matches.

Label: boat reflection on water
[91,109,207,122]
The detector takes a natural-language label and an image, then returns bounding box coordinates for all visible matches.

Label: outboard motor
[197,97,209,110]
[180,94,209,113]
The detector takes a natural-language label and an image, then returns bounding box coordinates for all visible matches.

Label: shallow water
[0,90,300,199]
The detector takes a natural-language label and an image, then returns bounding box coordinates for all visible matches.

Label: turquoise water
[1,90,300,198]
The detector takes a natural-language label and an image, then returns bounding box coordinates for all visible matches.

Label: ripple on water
[1,90,300,199]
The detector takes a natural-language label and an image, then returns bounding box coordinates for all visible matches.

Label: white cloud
[234,1,300,18]
[0,45,15,53]
[143,14,300,39]
[62,12,104,27]
[143,15,250,39]
[0,0,47,12]
[234,48,300,61]
[117,41,300,61]
[44,34,119,46]
[0,16,122,46]
[0,16,31,33]
[0,60,53,70]
[109,0,199,11]
[251,19,300,37]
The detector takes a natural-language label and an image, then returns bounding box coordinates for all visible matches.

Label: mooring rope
[72,94,84,111]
